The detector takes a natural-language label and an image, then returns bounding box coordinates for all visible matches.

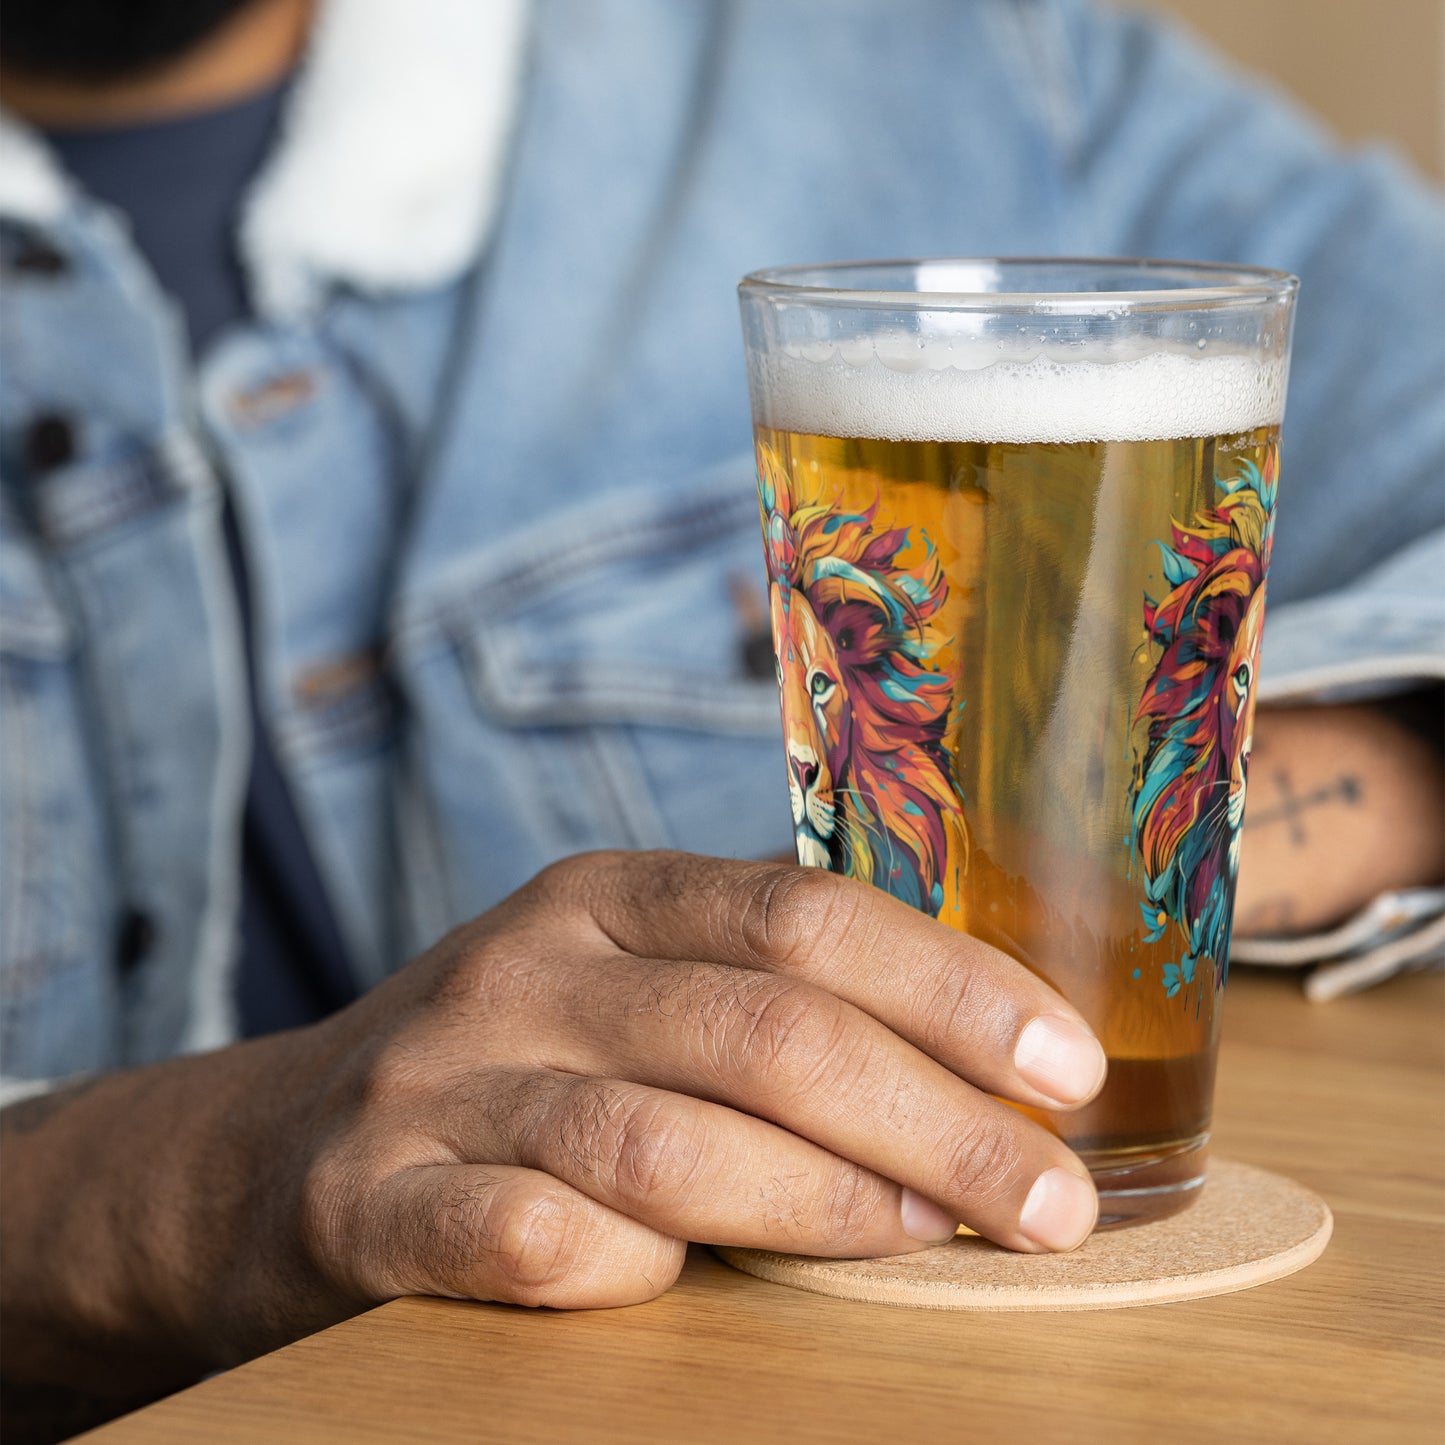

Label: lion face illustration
[759,448,965,913]
[771,583,848,869]
[1134,451,1278,994]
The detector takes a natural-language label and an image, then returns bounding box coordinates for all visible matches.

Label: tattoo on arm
[1245,771,1362,846]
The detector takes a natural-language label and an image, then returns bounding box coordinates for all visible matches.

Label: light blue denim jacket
[1,0,1442,1091]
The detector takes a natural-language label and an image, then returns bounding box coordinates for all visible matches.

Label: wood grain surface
[79,968,1445,1445]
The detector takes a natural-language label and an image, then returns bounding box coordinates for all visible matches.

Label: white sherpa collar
[0,0,529,317]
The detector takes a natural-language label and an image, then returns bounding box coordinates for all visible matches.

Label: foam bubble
[757,339,1284,444]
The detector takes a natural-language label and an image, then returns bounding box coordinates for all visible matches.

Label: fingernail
[1014,1015,1107,1106]
[1018,1168,1098,1252]
[901,1187,959,1243]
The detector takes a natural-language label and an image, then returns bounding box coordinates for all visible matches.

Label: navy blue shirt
[47,87,359,1035]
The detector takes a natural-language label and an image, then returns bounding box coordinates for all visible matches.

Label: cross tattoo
[1247,770,1362,845]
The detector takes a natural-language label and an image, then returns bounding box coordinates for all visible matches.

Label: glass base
[1083,1134,1210,1229]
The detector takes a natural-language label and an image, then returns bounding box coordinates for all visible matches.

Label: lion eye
[1232,662,1252,696]
[807,669,836,704]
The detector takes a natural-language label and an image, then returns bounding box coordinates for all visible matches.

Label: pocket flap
[409,469,781,733]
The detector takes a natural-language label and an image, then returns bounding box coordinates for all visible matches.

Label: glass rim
[738,256,1300,313]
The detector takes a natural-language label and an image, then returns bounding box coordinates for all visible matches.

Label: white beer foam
[758,340,1285,443]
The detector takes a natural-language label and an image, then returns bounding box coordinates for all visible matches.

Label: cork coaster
[713,1159,1330,1311]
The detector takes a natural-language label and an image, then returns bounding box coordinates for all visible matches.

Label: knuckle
[739,867,862,971]
[638,850,708,909]
[529,849,694,952]
[487,1181,581,1301]
[731,980,850,1099]
[941,1113,1027,1208]
[420,934,495,1016]
[512,852,604,931]
[739,980,824,1068]
[528,849,631,917]
[425,926,548,1022]
[820,1163,890,1245]
[610,1099,700,1214]
[554,1083,701,1216]
[530,850,598,897]
[927,959,1007,1053]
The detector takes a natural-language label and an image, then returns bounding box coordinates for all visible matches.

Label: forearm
[1235,699,1445,936]
[0,1027,341,1401]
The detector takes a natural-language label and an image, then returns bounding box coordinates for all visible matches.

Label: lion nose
[790,754,818,797]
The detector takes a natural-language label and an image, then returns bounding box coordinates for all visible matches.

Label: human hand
[2,851,1107,1399]
[289,851,1105,1320]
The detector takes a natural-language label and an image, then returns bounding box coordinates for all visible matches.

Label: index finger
[554,850,1106,1114]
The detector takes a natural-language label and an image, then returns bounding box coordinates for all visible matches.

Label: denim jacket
[2,0,1442,1093]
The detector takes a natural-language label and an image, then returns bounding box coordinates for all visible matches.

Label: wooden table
[83,968,1445,1444]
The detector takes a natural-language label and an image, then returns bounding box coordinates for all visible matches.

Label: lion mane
[1133,451,1277,994]
[759,447,966,913]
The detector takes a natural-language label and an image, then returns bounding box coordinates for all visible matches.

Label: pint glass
[739,259,1297,1226]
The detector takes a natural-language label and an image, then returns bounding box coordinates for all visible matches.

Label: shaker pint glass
[740,259,1297,1225]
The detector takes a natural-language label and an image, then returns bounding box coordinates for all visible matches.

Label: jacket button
[24,414,76,473]
[115,909,158,976]
[8,238,69,277]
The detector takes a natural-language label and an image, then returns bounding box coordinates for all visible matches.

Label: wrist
[0,1025,335,1393]
[154,1021,360,1366]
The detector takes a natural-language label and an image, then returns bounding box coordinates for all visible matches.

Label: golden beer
[743,272,1294,1227]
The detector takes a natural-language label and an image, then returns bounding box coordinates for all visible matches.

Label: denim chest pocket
[400,471,794,919]
[0,546,116,1080]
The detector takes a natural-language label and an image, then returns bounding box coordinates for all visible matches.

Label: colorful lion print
[758,445,967,914]
[1133,448,1278,995]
